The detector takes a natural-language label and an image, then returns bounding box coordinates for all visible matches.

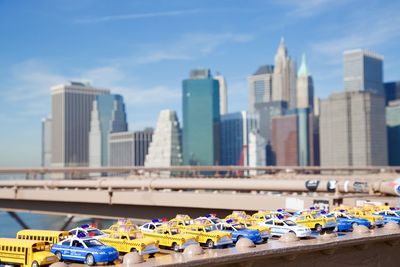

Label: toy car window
[69,230,77,235]
[149,225,155,230]
[62,240,71,246]
[87,229,103,237]
[77,230,86,236]
[265,220,273,225]
[170,229,179,235]
[142,224,149,229]
[72,240,83,247]
[284,220,296,226]
[84,239,103,247]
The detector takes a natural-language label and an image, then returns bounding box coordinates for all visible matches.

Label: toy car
[349,209,384,227]
[181,220,233,248]
[373,209,400,224]
[252,210,290,222]
[215,220,263,244]
[327,211,371,231]
[262,218,312,238]
[232,218,270,241]
[290,211,337,232]
[102,219,139,234]
[169,214,193,228]
[141,225,198,252]
[139,219,166,232]
[51,237,118,266]
[99,231,159,256]
[69,224,108,239]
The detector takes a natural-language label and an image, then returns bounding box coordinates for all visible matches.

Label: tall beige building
[320,91,387,166]
[296,53,314,109]
[51,81,110,169]
[214,74,228,115]
[272,38,297,108]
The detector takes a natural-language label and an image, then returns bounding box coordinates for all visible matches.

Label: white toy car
[262,218,312,237]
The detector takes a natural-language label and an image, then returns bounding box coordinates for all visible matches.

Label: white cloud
[74,9,205,23]
[134,32,254,65]
[311,7,400,63]
[277,0,351,18]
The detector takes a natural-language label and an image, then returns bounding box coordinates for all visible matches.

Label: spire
[298,53,309,77]
[276,37,287,58]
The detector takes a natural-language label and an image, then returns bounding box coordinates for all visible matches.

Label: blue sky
[0,0,399,167]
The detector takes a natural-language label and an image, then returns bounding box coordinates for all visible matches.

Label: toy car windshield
[83,239,104,247]
[210,218,220,224]
[205,225,218,232]
[170,229,179,235]
[233,224,246,230]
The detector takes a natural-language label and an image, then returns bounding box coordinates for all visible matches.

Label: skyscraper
[384,81,400,105]
[41,116,52,168]
[343,49,384,94]
[182,69,220,165]
[214,73,228,115]
[320,91,387,166]
[248,130,266,175]
[271,113,298,166]
[220,111,257,166]
[272,38,297,109]
[89,94,128,169]
[108,128,153,167]
[51,82,110,170]
[296,54,314,110]
[386,100,400,166]
[248,65,274,112]
[254,101,287,165]
[145,110,183,169]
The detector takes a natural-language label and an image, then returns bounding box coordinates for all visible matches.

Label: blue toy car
[51,237,119,266]
[216,221,263,244]
[328,212,371,231]
[373,209,400,224]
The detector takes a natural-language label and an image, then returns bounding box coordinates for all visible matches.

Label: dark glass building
[182,69,220,165]
[386,100,400,166]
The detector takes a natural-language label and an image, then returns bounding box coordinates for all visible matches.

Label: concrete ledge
[132,227,400,266]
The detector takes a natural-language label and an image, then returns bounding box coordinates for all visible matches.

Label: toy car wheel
[315,224,322,232]
[55,251,62,260]
[352,222,358,229]
[149,253,156,258]
[237,236,243,241]
[31,260,39,267]
[130,248,138,253]
[206,239,214,249]
[86,254,95,266]
[172,242,180,252]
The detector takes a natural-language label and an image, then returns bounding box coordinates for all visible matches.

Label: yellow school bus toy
[17,230,70,245]
[0,238,58,267]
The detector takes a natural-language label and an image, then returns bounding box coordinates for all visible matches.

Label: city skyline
[1,0,400,167]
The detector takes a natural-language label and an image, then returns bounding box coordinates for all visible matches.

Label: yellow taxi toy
[141,225,198,252]
[349,209,384,227]
[181,220,233,248]
[291,211,337,232]
[102,218,139,234]
[99,230,159,256]
[169,214,193,228]
[0,238,58,267]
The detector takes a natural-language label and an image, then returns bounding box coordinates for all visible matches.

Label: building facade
[89,94,128,168]
[248,129,266,175]
[41,117,52,168]
[248,65,274,113]
[296,54,314,110]
[254,101,287,165]
[51,82,110,169]
[145,110,183,168]
[214,74,228,115]
[320,91,387,166]
[220,112,257,166]
[271,113,299,166]
[108,128,153,167]
[182,69,220,165]
[386,100,400,166]
[384,81,400,105]
[272,38,297,109]
[343,49,384,94]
